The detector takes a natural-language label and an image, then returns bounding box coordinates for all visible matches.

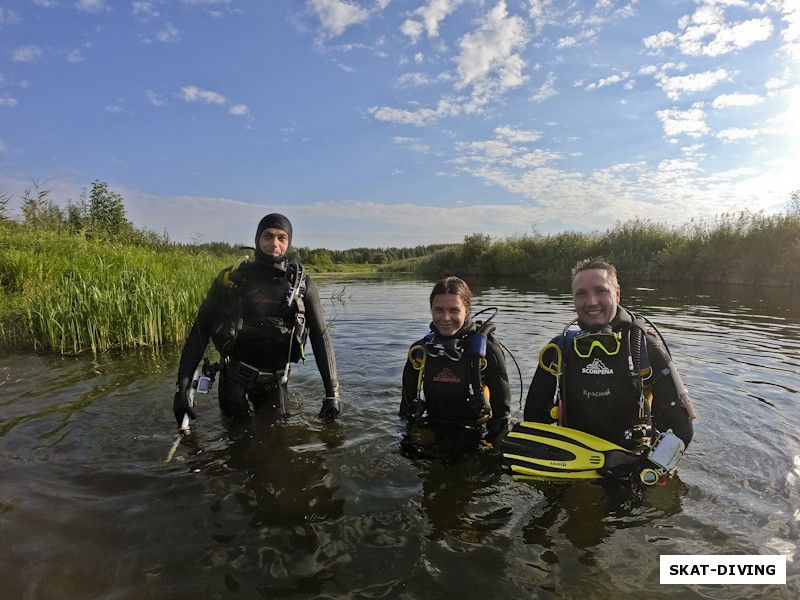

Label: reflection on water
[1,275,798,599]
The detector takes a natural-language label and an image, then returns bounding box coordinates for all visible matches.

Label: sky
[1,0,799,250]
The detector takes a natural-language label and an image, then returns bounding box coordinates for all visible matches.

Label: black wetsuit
[177,258,338,417]
[523,307,693,449]
[400,320,511,450]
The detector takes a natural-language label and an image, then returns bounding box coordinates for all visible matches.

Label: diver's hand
[173,376,196,426]
[319,396,341,421]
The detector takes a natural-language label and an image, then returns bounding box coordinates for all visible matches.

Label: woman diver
[399,277,511,459]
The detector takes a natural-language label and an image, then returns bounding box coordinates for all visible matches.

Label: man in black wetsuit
[173,213,340,425]
[524,257,694,451]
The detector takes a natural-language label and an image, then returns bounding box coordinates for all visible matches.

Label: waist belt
[225,359,285,388]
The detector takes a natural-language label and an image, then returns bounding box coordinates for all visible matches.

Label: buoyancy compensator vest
[409,311,497,427]
[557,310,654,451]
[210,258,308,367]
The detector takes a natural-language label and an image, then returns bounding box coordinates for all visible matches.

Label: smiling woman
[399,276,512,459]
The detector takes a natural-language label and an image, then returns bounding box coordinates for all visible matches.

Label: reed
[0,222,234,353]
[3,204,799,355]
[410,210,800,285]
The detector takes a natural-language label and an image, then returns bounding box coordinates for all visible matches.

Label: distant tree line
[292,245,452,267]
[0,180,448,267]
[5,180,799,285]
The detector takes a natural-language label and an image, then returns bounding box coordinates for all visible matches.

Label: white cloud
[454,1,530,108]
[307,0,370,38]
[0,95,19,107]
[402,0,464,44]
[765,77,787,91]
[711,93,764,108]
[156,23,183,43]
[181,85,227,104]
[648,4,773,58]
[228,104,250,117]
[585,72,631,91]
[532,72,558,102]
[76,0,111,14]
[494,126,542,144]
[0,7,21,25]
[371,1,534,126]
[717,127,760,141]
[369,98,463,126]
[132,2,160,21]
[393,136,430,154]
[656,105,710,138]
[12,46,44,63]
[643,30,678,53]
[395,72,432,87]
[66,48,86,62]
[183,0,232,5]
[146,89,168,106]
[655,68,730,100]
[780,0,800,59]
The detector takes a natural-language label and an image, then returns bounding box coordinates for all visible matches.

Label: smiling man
[523,257,694,451]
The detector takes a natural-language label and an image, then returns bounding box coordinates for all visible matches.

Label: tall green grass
[3,206,799,355]
[408,210,800,286]
[0,221,235,354]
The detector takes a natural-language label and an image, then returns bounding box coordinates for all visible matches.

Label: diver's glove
[173,375,196,426]
[319,396,341,421]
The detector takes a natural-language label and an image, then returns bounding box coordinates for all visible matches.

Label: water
[1,276,798,599]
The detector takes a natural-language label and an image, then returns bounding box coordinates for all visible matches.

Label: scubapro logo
[582,358,613,375]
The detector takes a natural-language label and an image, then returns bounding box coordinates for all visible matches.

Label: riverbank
[3,205,800,354]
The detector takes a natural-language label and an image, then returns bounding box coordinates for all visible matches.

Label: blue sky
[1,0,799,249]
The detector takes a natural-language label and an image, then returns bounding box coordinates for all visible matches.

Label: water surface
[1,276,798,599]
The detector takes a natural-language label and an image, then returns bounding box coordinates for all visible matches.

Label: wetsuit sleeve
[176,270,226,383]
[399,354,418,420]
[646,332,694,447]
[304,275,339,398]
[523,339,559,423]
[485,337,512,440]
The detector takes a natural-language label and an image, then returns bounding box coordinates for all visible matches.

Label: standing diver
[512,257,695,484]
[400,277,511,459]
[172,213,341,426]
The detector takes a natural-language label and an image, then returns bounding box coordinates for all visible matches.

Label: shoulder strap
[286,262,306,311]
[221,256,251,289]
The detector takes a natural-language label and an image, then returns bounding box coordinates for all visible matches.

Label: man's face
[572,268,620,327]
[258,227,289,257]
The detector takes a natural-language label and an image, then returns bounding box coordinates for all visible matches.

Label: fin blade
[516,421,629,453]
[509,463,602,480]
[500,421,636,480]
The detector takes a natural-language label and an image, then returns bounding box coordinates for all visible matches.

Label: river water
[1,275,798,599]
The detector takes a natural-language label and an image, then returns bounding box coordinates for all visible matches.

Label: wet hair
[571,256,619,289]
[429,276,472,313]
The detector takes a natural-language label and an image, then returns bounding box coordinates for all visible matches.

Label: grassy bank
[0,221,233,353]
[0,220,381,354]
[395,210,800,286]
[3,205,799,355]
